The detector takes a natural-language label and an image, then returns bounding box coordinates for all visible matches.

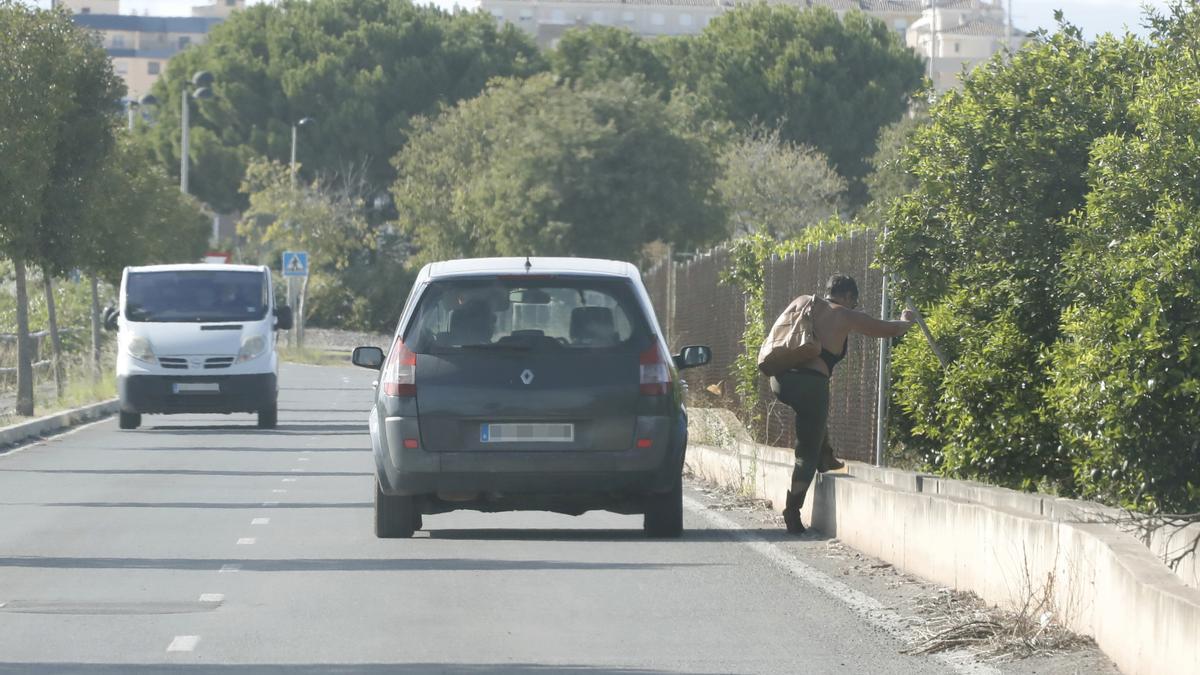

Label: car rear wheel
[118,412,141,430]
[257,404,277,429]
[375,479,416,539]
[643,471,683,538]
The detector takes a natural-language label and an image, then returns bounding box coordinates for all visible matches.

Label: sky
[31,0,1175,39]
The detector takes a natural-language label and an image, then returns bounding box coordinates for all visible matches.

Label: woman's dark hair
[825,274,858,299]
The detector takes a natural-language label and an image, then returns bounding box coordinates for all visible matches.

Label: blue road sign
[282,251,309,277]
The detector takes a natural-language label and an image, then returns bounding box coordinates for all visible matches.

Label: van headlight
[127,336,156,364]
[237,335,267,363]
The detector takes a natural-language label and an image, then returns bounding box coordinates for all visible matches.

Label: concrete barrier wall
[686,410,1200,675]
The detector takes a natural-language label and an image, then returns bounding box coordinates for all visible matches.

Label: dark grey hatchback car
[352,257,711,538]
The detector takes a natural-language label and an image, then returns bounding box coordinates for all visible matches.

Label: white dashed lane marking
[272,489,286,494]
[263,501,279,507]
[219,564,241,573]
[282,478,297,483]
[198,594,224,604]
[167,636,200,652]
[236,538,256,545]
[251,518,270,525]
[298,457,310,462]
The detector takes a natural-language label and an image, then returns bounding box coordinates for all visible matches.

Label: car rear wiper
[458,343,532,351]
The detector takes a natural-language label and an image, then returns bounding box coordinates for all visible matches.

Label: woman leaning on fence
[762,274,915,534]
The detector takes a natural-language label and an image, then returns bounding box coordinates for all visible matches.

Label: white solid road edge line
[682,495,999,675]
[166,635,200,653]
[0,414,114,459]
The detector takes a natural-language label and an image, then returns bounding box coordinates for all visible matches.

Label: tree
[137,0,546,214]
[550,26,672,95]
[0,2,123,415]
[238,158,374,339]
[880,23,1150,492]
[862,105,928,224]
[672,5,924,204]
[716,126,846,238]
[391,74,726,265]
[1046,2,1200,512]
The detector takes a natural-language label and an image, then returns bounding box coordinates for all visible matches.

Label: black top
[819,338,849,373]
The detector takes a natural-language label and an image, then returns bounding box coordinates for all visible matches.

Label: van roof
[127,263,267,274]
[420,257,639,282]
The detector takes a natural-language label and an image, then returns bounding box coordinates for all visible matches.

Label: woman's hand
[900,309,917,322]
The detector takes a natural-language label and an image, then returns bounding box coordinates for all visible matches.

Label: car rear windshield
[125,270,269,323]
[405,277,651,354]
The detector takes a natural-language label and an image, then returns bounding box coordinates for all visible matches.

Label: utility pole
[927,0,939,93]
[1008,0,1015,53]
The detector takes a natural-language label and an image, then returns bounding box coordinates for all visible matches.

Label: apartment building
[55,0,242,100]
[483,0,1025,91]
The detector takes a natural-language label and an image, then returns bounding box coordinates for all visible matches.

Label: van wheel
[644,471,683,538]
[118,412,141,430]
[257,404,277,429]
[375,479,416,539]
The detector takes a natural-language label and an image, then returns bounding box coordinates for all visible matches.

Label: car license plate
[173,383,219,394]
[481,423,574,443]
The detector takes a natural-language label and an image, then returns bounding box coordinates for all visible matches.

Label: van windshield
[405,277,649,354]
[125,270,269,323]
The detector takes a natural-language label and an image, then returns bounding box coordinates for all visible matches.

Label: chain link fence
[646,231,883,462]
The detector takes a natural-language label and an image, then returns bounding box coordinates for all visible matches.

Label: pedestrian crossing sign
[282,251,309,277]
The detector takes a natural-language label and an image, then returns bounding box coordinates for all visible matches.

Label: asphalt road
[0,363,962,674]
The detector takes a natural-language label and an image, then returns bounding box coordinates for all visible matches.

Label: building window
[954,42,961,53]
[179,36,191,49]
[621,11,635,23]
[80,7,90,13]
[650,13,665,26]
[226,0,236,6]
[591,10,606,23]
[519,8,533,20]
[111,34,125,48]
[491,9,503,19]
[679,13,693,27]
[114,60,128,75]
[551,9,566,22]
[894,19,906,30]
[148,61,160,75]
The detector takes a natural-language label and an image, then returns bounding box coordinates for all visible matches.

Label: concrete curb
[686,410,1200,675]
[0,398,119,452]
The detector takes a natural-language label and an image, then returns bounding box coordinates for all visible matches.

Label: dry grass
[277,345,352,367]
[904,587,1095,663]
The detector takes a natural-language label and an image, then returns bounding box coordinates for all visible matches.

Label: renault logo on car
[520,369,535,385]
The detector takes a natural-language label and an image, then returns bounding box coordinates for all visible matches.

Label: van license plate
[481,423,574,443]
[173,383,219,394]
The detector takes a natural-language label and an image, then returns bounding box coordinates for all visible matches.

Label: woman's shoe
[782,489,806,534]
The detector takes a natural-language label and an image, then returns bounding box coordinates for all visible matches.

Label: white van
[106,264,293,430]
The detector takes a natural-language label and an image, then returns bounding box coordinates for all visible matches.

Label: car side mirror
[352,346,385,370]
[674,345,712,370]
[102,307,119,332]
[275,305,294,331]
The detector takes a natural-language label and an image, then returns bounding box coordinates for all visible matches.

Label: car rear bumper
[119,373,276,414]
[374,414,685,498]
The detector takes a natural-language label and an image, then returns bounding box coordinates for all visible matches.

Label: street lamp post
[290,116,316,186]
[180,71,214,195]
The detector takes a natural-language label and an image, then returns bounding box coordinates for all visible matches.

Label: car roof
[127,263,267,274]
[421,257,640,282]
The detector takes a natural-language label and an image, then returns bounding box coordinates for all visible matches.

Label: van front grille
[159,357,188,370]
[205,357,235,369]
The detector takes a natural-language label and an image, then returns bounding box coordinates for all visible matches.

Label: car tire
[257,404,277,429]
[118,412,141,430]
[375,479,416,539]
[643,471,683,538]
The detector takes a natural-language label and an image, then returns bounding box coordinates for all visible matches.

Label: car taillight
[381,339,417,398]
[640,343,672,396]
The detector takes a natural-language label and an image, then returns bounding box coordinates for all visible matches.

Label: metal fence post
[875,230,891,467]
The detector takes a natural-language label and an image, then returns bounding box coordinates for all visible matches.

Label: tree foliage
[550,26,672,95]
[671,5,923,203]
[392,74,726,265]
[875,10,1200,510]
[717,126,845,238]
[1046,3,1200,511]
[137,0,546,213]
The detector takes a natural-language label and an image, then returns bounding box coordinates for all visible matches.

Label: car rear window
[404,277,650,354]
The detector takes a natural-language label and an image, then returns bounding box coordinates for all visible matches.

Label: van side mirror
[103,307,119,332]
[674,345,712,370]
[352,346,385,370]
[275,305,294,331]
